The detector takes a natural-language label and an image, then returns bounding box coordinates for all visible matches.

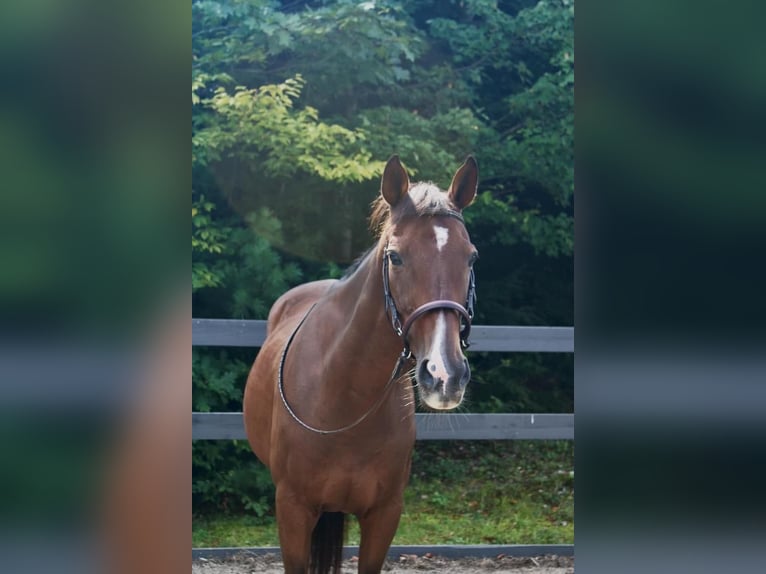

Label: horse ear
[448,155,478,210]
[381,155,410,207]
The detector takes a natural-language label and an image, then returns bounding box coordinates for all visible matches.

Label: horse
[243,155,479,574]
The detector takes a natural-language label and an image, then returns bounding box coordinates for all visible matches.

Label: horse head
[376,155,479,411]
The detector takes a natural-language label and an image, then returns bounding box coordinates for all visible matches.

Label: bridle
[278,211,477,435]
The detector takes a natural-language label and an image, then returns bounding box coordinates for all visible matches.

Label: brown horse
[243,155,479,574]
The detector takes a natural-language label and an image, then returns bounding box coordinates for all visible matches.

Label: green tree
[192,0,573,514]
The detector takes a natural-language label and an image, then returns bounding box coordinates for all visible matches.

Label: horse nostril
[418,359,444,390]
[417,359,432,385]
[460,358,471,387]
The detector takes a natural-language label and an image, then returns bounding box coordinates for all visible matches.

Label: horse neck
[323,245,404,389]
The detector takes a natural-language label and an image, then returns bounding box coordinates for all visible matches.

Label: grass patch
[193,440,573,547]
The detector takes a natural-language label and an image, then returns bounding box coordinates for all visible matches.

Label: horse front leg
[275,485,318,574]
[356,498,403,574]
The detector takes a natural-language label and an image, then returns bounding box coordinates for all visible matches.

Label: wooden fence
[192,318,574,559]
[193,319,574,352]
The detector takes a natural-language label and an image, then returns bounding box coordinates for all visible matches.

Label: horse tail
[309,511,345,574]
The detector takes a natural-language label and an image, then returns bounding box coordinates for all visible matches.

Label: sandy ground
[192,552,574,573]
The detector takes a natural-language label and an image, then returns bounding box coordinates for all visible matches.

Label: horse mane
[368,182,462,238]
[339,247,374,281]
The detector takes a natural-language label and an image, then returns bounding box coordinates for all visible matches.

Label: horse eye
[388,251,403,266]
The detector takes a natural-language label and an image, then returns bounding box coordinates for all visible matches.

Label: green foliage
[192,350,249,412]
[192,0,574,516]
[192,349,278,515]
[191,195,302,318]
[355,106,485,181]
[193,75,382,181]
[468,191,573,256]
[193,440,276,517]
[405,440,574,543]
[468,353,574,413]
[192,196,230,290]
[193,441,574,545]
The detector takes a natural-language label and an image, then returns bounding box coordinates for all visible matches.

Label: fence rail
[193,412,574,440]
[193,319,574,353]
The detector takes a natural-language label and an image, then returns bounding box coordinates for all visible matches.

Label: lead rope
[277,303,413,435]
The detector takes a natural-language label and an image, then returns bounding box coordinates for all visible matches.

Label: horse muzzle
[415,356,470,410]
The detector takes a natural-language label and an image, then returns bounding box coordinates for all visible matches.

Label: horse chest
[320,453,412,513]
[278,433,414,513]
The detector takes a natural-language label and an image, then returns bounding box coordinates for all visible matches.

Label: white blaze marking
[421,312,465,410]
[434,226,449,251]
[426,313,450,389]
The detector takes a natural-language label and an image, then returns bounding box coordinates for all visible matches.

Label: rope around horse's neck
[277,302,413,435]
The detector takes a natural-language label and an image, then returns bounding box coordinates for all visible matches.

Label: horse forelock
[368,182,460,238]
